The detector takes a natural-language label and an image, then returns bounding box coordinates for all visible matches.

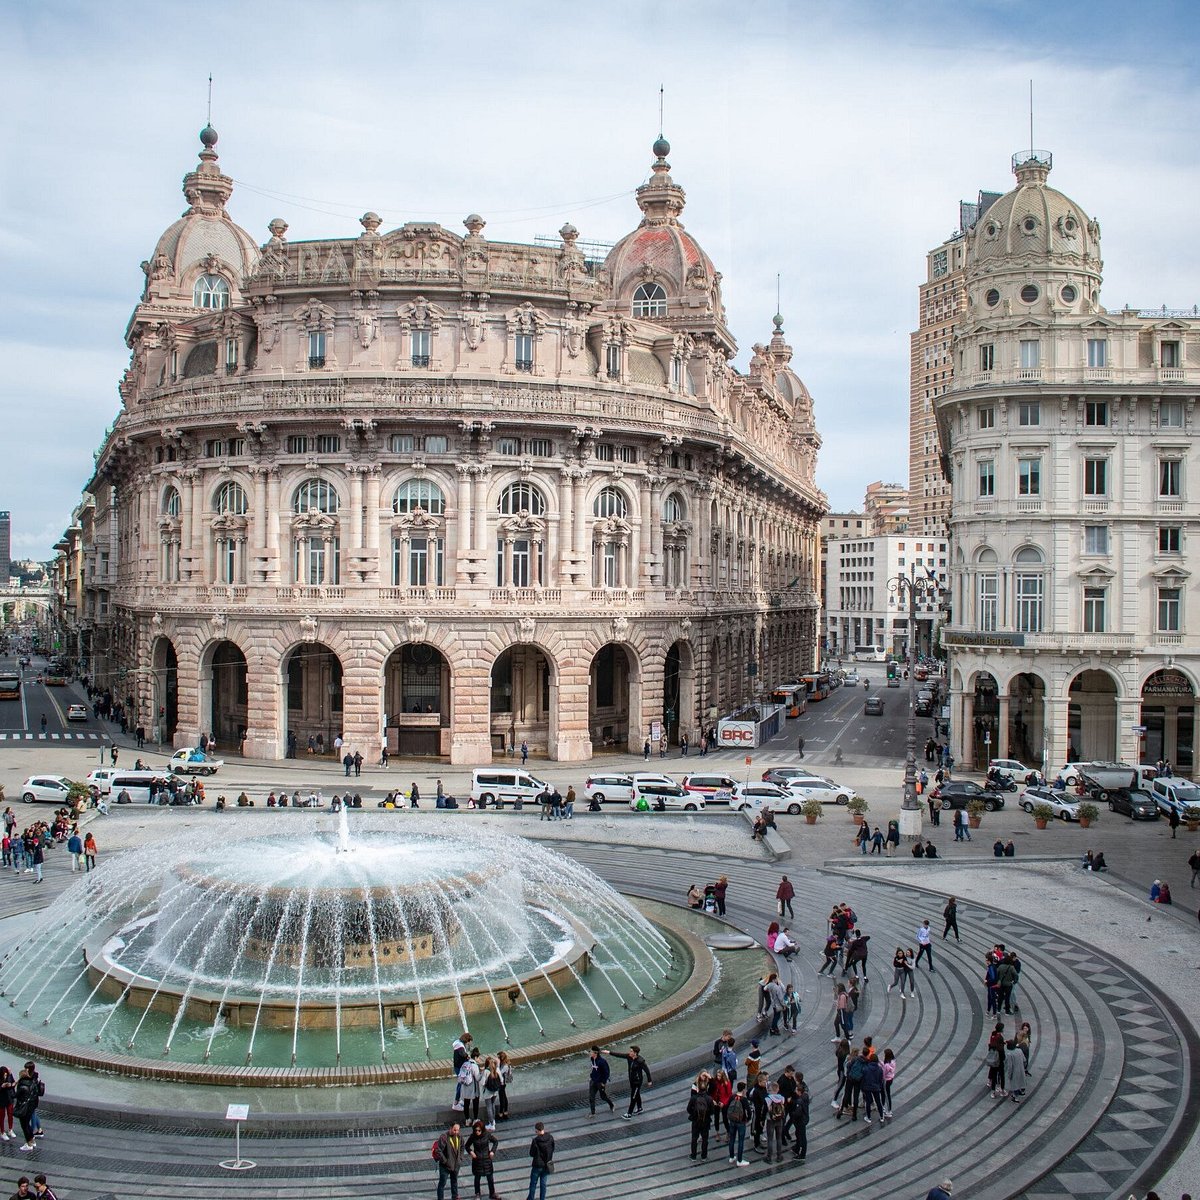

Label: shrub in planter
[1030,801,1056,829]
[801,798,824,825]
[1077,801,1099,829]
[1183,804,1200,831]
[846,795,870,823]
[966,798,986,827]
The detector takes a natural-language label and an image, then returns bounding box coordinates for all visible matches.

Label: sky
[2,0,1199,560]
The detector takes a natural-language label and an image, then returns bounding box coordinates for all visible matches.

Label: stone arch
[588,641,642,754]
[489,639,560,759]
[1139,667,1196,776]
[149,635,179,743]
[281,641,345,757]
[1067,667,1120,763]
[1007,670,1047,769]
[969,668,1001,769]
[199,637,249,752]
[383,642,452,758]
[663,639,696,746]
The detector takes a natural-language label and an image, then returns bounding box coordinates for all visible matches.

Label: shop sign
[1142,669,1194,699]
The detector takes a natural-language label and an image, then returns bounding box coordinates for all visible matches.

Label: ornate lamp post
[888,565,943,840]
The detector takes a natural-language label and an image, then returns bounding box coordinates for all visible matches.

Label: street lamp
[887,564,944,840]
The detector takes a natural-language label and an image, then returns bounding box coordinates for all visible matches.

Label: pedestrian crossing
[0,730,104,741]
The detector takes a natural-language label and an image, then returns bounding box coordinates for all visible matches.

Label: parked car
[66,703,89,722]
[990,757,1034,779]
[933,780,1005,811]
[628,780,703,811]
[864,696,884,716]
[727,782,793,813]
[1018,786,1080,821]
[167,748,224,776]
[761,766,827,787]
[914,699,933,717]
[85,768,120,795]
[784,777,855,805]
[1107,788,1160,821]
[582,773,635,804]
[20,775,74,804]
[680,773,737,797]
[1150,777,1200,820]
[471,768,548,807]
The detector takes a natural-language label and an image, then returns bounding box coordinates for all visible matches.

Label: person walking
[797,736,805,759]
[942,896,960,941]
[643,737,651,761]
[0,1064,15,1140]
[587,1046,613,1115]
[1189,848,1200,888]
[833,983,852,1039]
[620,1045,652,1118]
[526,1121,554,1200]
[885,819,900,856]
[520,741,528,766]
[687,1076,713,1159]
[856,821,871,854]
[843,930,870,983]
[680,732,689,757]
[888,947,915,999]
[1169,807,1180,839]
[464,1120,500,1199]
[775,875,795,919]
[83,831,97,872]
[726,1080,750,1165]
[870,825,884,855]
[914,920,934,972]
[353,750,363,777]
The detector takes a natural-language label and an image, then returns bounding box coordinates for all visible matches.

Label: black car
[934,780,1005,811]
[1107,788,1160,820]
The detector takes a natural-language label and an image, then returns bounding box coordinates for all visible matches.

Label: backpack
[431,1139,441,1161]
[727,1096,747,1124]
[847,1057,865,1083]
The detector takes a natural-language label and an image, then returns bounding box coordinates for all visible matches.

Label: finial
[200,123,218,150]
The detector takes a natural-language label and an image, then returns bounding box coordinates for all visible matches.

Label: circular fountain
[0,812,708,1086]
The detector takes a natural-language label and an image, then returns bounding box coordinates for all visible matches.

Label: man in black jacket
[616,1045,652,1118]
[687,1086,713,1160]
[747,1073,769,1150]
[790,1079,811,1160]
[843,931,870,983]
[527,1121,555,1200]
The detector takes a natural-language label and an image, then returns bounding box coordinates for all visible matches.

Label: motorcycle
[985,770,1018,793]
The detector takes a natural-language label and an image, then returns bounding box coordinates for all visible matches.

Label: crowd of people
[1,809,96,880]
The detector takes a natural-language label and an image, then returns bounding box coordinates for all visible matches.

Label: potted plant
[800,798,824,825]
[1030,801,1056,830]
[846,795,870,824]
[966,798,986,828]
[1077,801,1099,829]
[1184,804,1200,833]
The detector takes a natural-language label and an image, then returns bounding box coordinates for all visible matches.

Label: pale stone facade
[79,129,825,763]
[938,151,1200,773]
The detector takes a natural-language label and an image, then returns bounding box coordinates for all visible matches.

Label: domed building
[82,129,826,763]
[937,152,1200,774]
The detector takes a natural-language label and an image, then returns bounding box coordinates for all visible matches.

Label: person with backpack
[464,1119,500,1200]
[725,1080,750,1165]
[587,1046,613,1115]
[451,1033,473,1110]
[836,1047,865,1121]
[433,1122,464,1200]
[860,1050,886,1124]
[13,1065,38,1152]
[526,1121,554,1200]
[763,1081,786,1163]
[457,1050,482,1122]
[687,1074,714,1159]
[480,1057,502,1131]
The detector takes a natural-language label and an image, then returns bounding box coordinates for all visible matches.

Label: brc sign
[718,721,757,746]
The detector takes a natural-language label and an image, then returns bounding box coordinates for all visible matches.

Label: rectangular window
[315,435,341,453]
[1084,400,1108,426]
[286,435,309,454]
[1017,457,1041,496]
[205,439,226,458]
[170,350,178,381]
[1084,525,1110,555]
[496,437,521,456]
[526,439,554,457]
[1018,401,1041,426]
[1159,458,1182,497]
[1086,338,1108,369]
[977,405,995,429]
[512,539,531,587]
[424,435,448,453]
[220,539,238,585]
[979,344,994,372]
[402,537,444,587]
[1159,398,1184,428]
[1158,586,1181,632]
[514,333,534,372]
[411,329,431,368]
[225,337,238,374]
[390,434,416,453]
[602,543,617,587]
[595,443,615,463]
[671,356,683,391]
[1084,457,1108,497]
[1161,341,1180,368]
[978,573,998,632]
[307,331,326,368]
[1015,573,1044,633]
[605,344,621,380]
[1083,586,1107,634]
[1159,526,1182,554]
[616,445,638,463]
[978,459,995,498]
[1019,340,1041,370]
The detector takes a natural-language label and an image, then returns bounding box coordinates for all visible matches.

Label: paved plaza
[0,732,1195,1200]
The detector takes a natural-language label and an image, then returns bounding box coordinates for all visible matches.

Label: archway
[663,640,696,746]
[283,643,344,756]
[205,641,248,752]
[1140,668,1195,776]
[150,637,178,744]
[971,671,999,769]
[1008,672,1046,768]
[384,644,451,758]
[588,643,640,753]
[490,645,556,758]
[1067,669,1118,763]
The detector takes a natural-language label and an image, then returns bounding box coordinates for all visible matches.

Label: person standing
[986,1021,1007,1097]
[775,875,795,919]
[526,1121,554,1200]
[888,947,915,998]
[520,741,529,766]
[659,733,668,758]
[620,1045,652,1118]
[496,1051,513,1121]
[1189,847,1200,888]
[726,1080,750,1165]
[881,1048,897,1117]
[1004,1038,1026,1103]
[712,875,728,917]
[563,786,575,820]
[680,732,689,757]
[762,1082,786,1163]
[687,1078,713,1159]
[353,750,363,777]
[457,1050,483,1122]
[433,1122,464,1200]
[797,736,805,759]
[587,1046,613,1115]
[1169,807,1180,838]
[30,841,43,884]
[885,820,900,856]
[13,1066,37,1152]
[643,737,651,761]
[464,1120,499,1200]
[83,832,97,872]
[914,920,934,972]
[995,953,1018,1015]
[860,1051,885,1124]
[789,1076,810,1160]
[836,1049,864,1121]
[942,896,960,941]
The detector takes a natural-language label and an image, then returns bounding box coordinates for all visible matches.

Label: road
[0,651,106,746]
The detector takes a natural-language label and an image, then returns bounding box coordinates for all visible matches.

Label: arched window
[498,482,545,515]
[292,478,340,513]
[593,487,628,518]
[632,282,667,318]
[193,275,230,310]
[663,493,685,523]
[393,479,445,514]
[976,546,999,632]
[162,486,181,517]
[1013,546,1044,633]
[214,482,248,515]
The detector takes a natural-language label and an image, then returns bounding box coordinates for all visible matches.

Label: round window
[1060,284,1078,303]
[985,223,997,237]
[985,288,1000,308]
[1020,284,1039,304]
[1023,217,1037,233]
[1065,217,1077,233]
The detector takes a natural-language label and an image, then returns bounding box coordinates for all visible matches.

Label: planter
[1079,817,1092,829]
[1187,821,1199,833]
[804,814,818,825]
[1034,818,1048,830]
[968,815,981,829]
[851,813,864,825]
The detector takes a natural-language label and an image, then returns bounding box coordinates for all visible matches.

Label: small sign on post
[744,756,752,766]
[220,1103,255,1171]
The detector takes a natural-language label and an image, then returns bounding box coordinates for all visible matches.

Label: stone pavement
[0,810,1192,1200]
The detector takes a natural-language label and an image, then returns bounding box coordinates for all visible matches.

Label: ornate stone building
[938,151,1200,773]
[82,128,825,763]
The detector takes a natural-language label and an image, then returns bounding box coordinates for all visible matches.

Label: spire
[182,125,233,217]
[635,135,686,227]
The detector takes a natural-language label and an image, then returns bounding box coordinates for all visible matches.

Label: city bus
[801,672,832,703]
[853,645,886,663]
[0,672,20,701]
[769,683,808,718]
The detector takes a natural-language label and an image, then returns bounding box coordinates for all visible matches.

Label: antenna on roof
[776,272,781,313]
[1029,79,1034,160]
[658,85,664,138]
[207,73,213,125]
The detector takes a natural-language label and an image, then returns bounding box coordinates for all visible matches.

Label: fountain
[0,813,708,1086]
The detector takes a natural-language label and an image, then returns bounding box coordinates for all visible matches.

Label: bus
[801,672,832,703]
[0,673,20,701]
[769,683,808,718]
[853,645,886,663]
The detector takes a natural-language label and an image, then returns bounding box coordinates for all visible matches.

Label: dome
[604,223,716,299]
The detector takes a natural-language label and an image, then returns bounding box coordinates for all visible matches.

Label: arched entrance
[971,671,999,769]
[490,645,556,757]
[1140,668,1195,775]
[206,641,248,752]
[663,641,696,746]
[1008,672,1045,768]
[588,643,640,753]
[150,637,178,744]
[1067,669,1118,763]
[283,643,344,756]
[384,644,451,758]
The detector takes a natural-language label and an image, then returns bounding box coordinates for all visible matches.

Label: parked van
[470,769,548,807]
[108,771,171,804]
[85,768,120,795]
[1150,777,1200,819]
[628,779,702,811]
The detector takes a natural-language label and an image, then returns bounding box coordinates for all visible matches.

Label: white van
[108,771,171,805]
[85,768,120,795]
[470,769,549,807]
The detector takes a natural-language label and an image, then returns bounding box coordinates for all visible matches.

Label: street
[0,650,107,745]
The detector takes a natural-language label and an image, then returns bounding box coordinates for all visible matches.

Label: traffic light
[887,661,898,680]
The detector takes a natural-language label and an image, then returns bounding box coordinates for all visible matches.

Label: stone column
[450,655,494,765]
[1116,694,1142,768]
[341,654,383,764]
[558,468,574,559]
[265,468,281,582]
[473,465,491,556]
[242,648,282,760]
[1044,692,1069,774]
[649,482,664,585]
[348,465,364,551]
[997,694,1011,759]
[172,637,203,750]
[572,471,587,565]
[456,464,473,575]
[364,466,381,579]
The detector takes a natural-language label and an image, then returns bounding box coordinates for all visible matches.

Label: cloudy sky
[3,0,1199,559]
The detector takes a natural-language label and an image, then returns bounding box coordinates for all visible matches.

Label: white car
[989,758,1034,781]
[66,704,89,722]
[582,773,635,804]
[785,777,855,805]
[761,766,827,787]
[20,775,73,805]
[1150,777,1200,820]
[729,782,802,814]
[167,748,224,776]
[628,781,704,811]
[1018,786,1080,821]
[842,670,860,686]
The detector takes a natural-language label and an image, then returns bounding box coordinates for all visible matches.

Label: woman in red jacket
[709,1068,733,1141]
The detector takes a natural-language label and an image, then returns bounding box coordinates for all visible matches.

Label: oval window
[985,288,1000,308]
[1023,217,1037,233]
[1020,284,1039,304]
[985,223,997,237]
[1065,217,1077,233]
[1060,284,1078,303]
